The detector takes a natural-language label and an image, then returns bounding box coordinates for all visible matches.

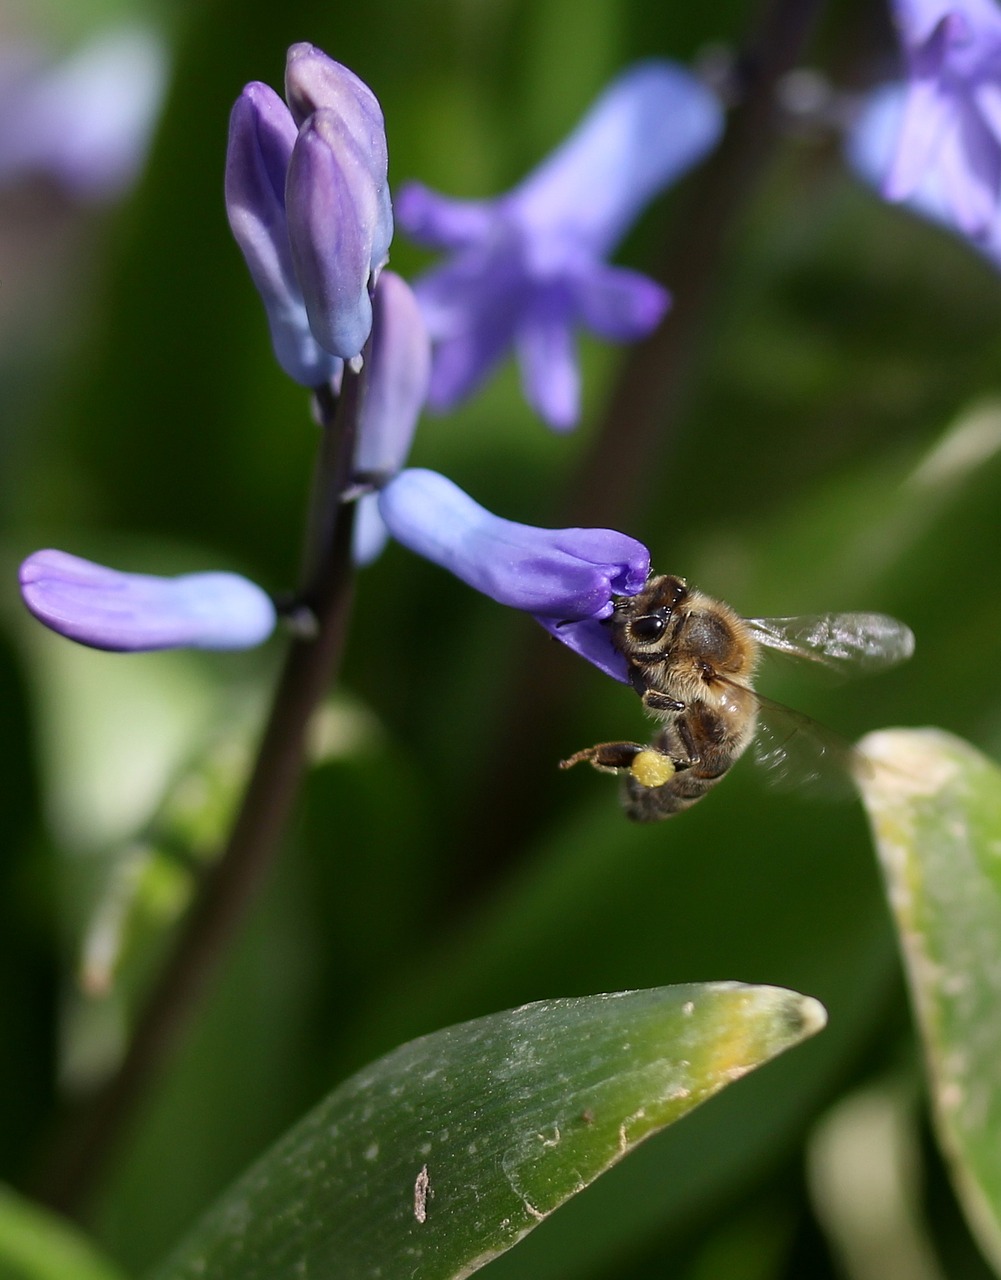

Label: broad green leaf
[150,983,825,1280]
[857,728,1001,1275]
[0,1184,128,1280]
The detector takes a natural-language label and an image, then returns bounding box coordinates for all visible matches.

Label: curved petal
[533,615,631,683]
[19,550,276,652]
[515,304,580,432]
[394,181,496,249]
[513,60,724,256]
[570,262,671,339]
[377,469,649,619]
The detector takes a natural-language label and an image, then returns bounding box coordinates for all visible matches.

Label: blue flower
[884,0,1001,239]
[19,550,276,652]
[225,44,393,383]
[396,60,724,430]
[376,468,650,680]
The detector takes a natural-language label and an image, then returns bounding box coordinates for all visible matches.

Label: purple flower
[19,550,276,652]
[885,0,1001,239]
[377,468,650,680]
[0,24,168,201]
[226,44,393,382]
[848,79,1001,264]
[396,61,724,431]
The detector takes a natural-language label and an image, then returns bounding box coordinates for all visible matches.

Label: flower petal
[394,181,496,249]
[377,469,649,618]
[515,302,581,432]
[512,60,724,256]
[570,262,671,339]
[19,551,276,652]
[533,616,631,683]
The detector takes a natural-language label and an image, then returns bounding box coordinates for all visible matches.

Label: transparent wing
[736,683,873,798]
[746,613,914,679]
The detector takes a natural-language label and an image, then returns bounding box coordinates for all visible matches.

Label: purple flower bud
[225,82,342,386]
[20,550,276,652]
[355,271,430,476]
[351,271,431,567]
[377,469,649,679]
[286,104,393,360]
[227,46,392,374]
[396,60,723,430]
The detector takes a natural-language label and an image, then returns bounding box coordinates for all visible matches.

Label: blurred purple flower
[885,0,1001,238]
[0,24,168,200]
[377,468,649,680]
[226,43,393,382]
[20,550,276,653]
[396,60,724,431]
[848,79,1001,263]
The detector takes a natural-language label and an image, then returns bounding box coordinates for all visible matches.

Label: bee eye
[631,613,667,642]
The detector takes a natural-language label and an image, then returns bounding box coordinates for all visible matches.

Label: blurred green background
[3,0,1001,1276]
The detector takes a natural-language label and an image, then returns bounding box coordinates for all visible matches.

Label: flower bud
[377,469,649,678]
[225,82,341,385]
[20,550,276,652]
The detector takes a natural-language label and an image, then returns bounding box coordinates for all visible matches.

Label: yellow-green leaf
[150,983,824,1280]
[858,728,1001,1275]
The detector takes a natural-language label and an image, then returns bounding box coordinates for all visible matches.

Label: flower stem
[36,366,365,1218]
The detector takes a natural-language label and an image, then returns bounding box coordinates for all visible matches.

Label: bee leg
[559,742,647,775]
[561,742,680,790]
[675,716,702,766]
[642,691,685,714]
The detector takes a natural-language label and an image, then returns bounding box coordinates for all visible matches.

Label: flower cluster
[19,43,729,678]
[397,61,723,430]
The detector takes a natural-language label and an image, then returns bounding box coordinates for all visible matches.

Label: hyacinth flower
[225,43,393,385]
[0,23,168,201]
[377,468,650,681]
[883,0,1001,240]
[395,61,724,431]
[847,79,1001,266]
[19,550,276,652]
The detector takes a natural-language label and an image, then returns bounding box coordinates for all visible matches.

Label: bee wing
[743,685,872,798]
[746,613,914,679]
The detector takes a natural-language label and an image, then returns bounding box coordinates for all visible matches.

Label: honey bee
[560,574,914,821]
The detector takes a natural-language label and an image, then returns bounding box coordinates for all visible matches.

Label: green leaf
[149,983,824,1280]
[0,1184,128,1280]
[857,728,1001,1275]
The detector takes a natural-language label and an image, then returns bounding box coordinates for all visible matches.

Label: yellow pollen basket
[630,749,676,789]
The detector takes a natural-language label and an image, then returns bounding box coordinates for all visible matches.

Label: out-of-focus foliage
[5,0,1001,1278]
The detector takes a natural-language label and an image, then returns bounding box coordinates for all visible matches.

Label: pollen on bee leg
[630,749,675,789]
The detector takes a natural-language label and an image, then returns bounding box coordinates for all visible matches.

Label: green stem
[36,364,365,1218]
